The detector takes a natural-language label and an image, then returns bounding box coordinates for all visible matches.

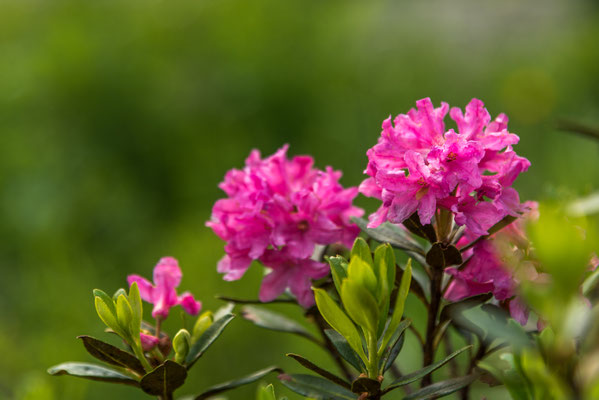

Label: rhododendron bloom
[207,145,363,307]
[361,97,530,232]
[140,332,160,351]
[127,257,202,319]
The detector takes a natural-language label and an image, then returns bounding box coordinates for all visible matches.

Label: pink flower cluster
[128,257,202,320]
[445,202,542,324]
[207,145,363,307]
[360,98,530,235]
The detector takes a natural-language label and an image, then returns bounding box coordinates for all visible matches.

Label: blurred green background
[1,0,598,399]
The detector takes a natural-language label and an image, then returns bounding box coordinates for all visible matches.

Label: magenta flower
[127,257,202,319]
[207,145,363,307]
[140,332,160,351]
[361,98,530,233]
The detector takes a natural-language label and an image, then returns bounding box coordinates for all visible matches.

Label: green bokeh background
[1,0,598,399]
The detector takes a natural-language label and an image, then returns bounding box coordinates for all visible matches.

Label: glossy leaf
[313,289,367,363]
[403,374,478,399]
[351,217,424,253]
[328,256,348,296]
[213,302,235,320]
[48,362,139,386]
[194,366,282,400]
[94,293,127,338]
[241,306,317,343]
[381,259,411,351]
[286,354,350,389]
[115,294,133,335]
[384,346,471,391]
[340,279,379,334]
[350,237,374,268]
[186,313,235,367]
[379,319,410,373]
[140,360,187,396]
[77,335,145,375]
[279,374,355,400]
[324,329,365,372]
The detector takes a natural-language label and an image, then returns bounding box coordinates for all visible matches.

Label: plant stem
[155,317,162,339]
[422,265,443,387]
[132,342,153,372]
[367,332,379,379]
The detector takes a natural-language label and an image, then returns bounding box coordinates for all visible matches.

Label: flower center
[297,220,309,231]
[446,152,457,162]
[417,177,427,186]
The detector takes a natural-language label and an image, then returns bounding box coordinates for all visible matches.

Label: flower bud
[173,329,191,364]
[192,311,213,343]
[140,332,160,351]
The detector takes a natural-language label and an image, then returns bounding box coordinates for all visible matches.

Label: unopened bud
[192,311,213,343]
[173,329,191,364]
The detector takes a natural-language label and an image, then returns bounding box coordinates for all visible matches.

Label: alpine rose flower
[445,202,542,324]
[207,145,363,307]
[360,98,529,233]
[127,257,202,319]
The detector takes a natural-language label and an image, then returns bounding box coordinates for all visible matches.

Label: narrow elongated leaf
[439,293,493,325]
[324,329,365,372]
[78,335,145,375]
[351,237,374,268]
[340,279,379,334]
[194,366,282,400]
[404,213,437,243]
[140,360,187,396]
[378,319,410,372]
[351,218,424,253]
[213,302,235,320]
[403,373,479,399]
[128,282,142,340]
[328,256,348,296]
[186,313,235,367]
[241,306,318,343]
[381,260,411,350]
[384,346,472,391]
[94,295,126,338]
[313,289,367,363]
[287,354,350,389]
[48,362,139,386]
[279,374,355,400]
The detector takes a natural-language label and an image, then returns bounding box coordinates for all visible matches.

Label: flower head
[207,145,363,307]
[361,98,529,232]
[127,257,202,319]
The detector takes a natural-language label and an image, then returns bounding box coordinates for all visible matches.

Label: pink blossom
[207,145,363,306]
[361,98,529,231]
[127,257,202,319]
[140,332,160,351]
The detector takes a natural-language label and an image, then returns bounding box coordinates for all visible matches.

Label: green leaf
[373,244,394,336]
[194,366,282,400]
[192,311,213,343]
[213,302,235,320]
[94,289,117,316]
[173,329,191,364]
[487,215,518,235]
[328,256,348,296]
[381,259,411,351]
[403,374,478,400]
[77,335,145,375]
[48,362,139,386]
[112,288,128,302]
[140,360,187,396]
[384,346,471,391]
[128,282,142,340]
[257,384,277,400]
[241,306,318,343]
[313,288,367,363]
[286,354,350,389]
[278,374,355,400]
[350,237,374,268]
[378,319,410,373]
[340,279,379,335]
[94,296,127,338]
[115,294,133,335]
[351,217,424,253]
[324,329,365,373]
[186,313,235,368]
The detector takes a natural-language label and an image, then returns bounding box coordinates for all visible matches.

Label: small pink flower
[127,257,202,319]
[140,332,160,351]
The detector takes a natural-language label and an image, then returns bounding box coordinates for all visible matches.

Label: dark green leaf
[140,360,187,396]
[286,354,350,389]
[379,319,410,373]
[350,377,380,395]
[48,362,138,387]
[324,329,365,372]
[439,293,493,325]
[403,373,478,399]
[186,313,235,368]
[78,335,145,375]
[278,374,355,400]
[403,213,437,243]
[487,215,518,235]
[241,306,318,343]
[194,366,282,400]
[351,218,424,253]
[384,346,471,391]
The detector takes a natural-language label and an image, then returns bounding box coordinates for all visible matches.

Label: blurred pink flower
[127,257,202,319]
[361,98,529,232]
[140,332,160,351]
[207,145,363,307]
